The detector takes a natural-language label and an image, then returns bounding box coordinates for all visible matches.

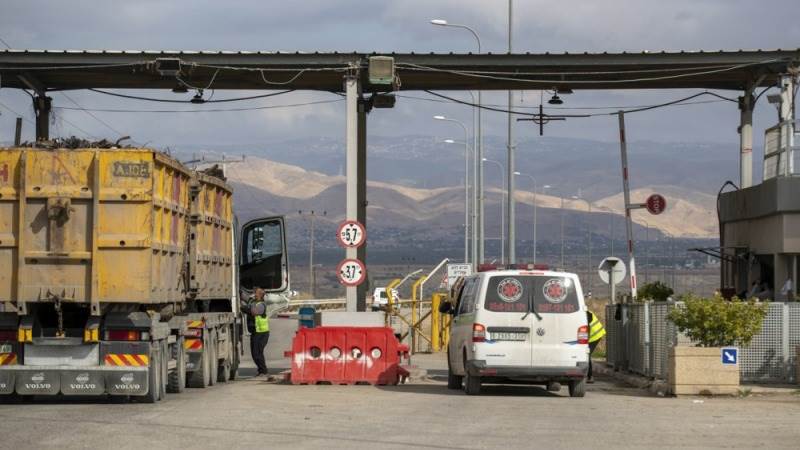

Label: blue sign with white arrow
[721,347,738,365]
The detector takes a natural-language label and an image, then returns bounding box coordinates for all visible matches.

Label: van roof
[473,269,578,278]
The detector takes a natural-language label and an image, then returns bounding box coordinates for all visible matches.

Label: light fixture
[190,90,205,104]
[430,19,448,26]
[444,139,456,144]
[433,115,446,120]
[548,93,563,105]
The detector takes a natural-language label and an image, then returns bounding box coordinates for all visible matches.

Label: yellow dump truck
[0,147,289,402]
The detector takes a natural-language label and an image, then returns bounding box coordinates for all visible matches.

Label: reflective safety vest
[254,314,269,333]
[588,311,606,343]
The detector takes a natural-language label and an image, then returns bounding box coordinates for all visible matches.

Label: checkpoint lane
[0,352,798,450]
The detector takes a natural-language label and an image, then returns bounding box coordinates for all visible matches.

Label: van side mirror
[439,301,454,315]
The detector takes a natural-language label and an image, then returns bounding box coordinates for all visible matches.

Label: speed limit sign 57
[337,258,366,286]
[337,220,366,248]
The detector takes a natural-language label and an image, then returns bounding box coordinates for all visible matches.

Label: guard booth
[718,114,799,301]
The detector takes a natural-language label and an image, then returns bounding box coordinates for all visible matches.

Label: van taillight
[472,323,486,342]
[577,325,589,344]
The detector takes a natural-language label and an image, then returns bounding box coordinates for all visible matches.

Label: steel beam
[344,71,359,312]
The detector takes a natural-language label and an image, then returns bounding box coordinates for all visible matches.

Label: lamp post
[572,195,592,293]
[482,158,505,263]
[298,210,326,298]
[514,171,537,263]
[543,185,564,268]
[639,219,651,283]
[442,135,471,265]
[431,18,484,264]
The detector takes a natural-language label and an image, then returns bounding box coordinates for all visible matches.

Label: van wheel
[569,378,586,398]
[463,361,481,395]
[447,368,463,390]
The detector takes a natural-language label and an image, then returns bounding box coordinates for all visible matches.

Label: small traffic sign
[646,194,667,215]
[336,220,366,248]
[598,257,626,285]
[721,347,738,365]
[446,263,473,290]
[336,258,366,286]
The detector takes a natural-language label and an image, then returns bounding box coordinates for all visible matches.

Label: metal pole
[345,72,359,311]
[483,158,504,263]
[738,84,755,188]
[506,0,516,264]
[310,212,315,298]
[560,196,565,269]
[14,117,22,146]
[618,111,638,299]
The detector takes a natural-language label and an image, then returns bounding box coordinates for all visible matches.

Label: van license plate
[0,344,12,353]
[492,332,527,341]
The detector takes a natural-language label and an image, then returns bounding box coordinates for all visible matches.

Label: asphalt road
[1,335,798,449]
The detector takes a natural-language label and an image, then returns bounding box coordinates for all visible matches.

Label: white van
[444,266,590,397]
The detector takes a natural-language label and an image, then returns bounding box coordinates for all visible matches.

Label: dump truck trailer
[0,147,289,402]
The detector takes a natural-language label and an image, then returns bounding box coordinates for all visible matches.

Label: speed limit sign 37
[337,258,366,286]
[337,220,366,248]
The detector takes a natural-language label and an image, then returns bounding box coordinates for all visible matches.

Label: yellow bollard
[431,293,442,352]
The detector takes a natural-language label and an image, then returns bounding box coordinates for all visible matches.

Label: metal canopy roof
[0,49,797,92]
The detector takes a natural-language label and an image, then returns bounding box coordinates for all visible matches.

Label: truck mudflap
[0,366,148,396]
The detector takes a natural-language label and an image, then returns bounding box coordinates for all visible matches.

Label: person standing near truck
[244,287,283,377]
[586,310,606,384]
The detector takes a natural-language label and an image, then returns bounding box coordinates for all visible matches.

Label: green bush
[637,281,674,302]
[667,294,768,347]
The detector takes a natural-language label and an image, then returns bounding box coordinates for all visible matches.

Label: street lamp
[430,18,484,264]
[298,210,326,298]
[543,185,565,269]
[639,219,651,283]
[572,195,592,294]
[483,158,505,263]
[442,135,471,265]
[514,171,537,263]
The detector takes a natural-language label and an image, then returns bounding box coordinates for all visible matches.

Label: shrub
[637,281,674,302]
[667,294,768,347]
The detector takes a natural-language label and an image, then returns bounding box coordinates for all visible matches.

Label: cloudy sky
[0,0,798,149]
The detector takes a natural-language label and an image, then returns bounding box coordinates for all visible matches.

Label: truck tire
[160,340,168,400]
[569,378,586,398]
[187,333,211,388]
[208,330,218,386]
[217,327,232,383]
[141,345,161,403]
[230,324,241,380]
[168,337,187,393]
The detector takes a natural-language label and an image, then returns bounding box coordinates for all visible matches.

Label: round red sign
[646,194,666,215]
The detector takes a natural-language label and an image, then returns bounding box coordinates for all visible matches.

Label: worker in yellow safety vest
[586,310,606,384]
[248,288,274,378]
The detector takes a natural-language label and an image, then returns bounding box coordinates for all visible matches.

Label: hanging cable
[52,98,343,113]
[86,88,294,103]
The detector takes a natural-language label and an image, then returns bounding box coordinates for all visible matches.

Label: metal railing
[606,302,800,383]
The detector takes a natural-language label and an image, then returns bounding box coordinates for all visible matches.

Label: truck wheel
[160,341,168,400]
[569,378,587,398]
[187,333,211,388]
[208,330,218,386]
[168,337,187,393]
[230,325,240,381]
[463,359,481,396]
[217,328,232,383]
[141,345,161,403]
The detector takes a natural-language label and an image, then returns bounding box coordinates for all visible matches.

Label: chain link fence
[606,302,800,383]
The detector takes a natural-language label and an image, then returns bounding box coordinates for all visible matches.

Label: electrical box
[368,56,395,86]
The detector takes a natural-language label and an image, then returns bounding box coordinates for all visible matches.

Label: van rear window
[484,276,580,314]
